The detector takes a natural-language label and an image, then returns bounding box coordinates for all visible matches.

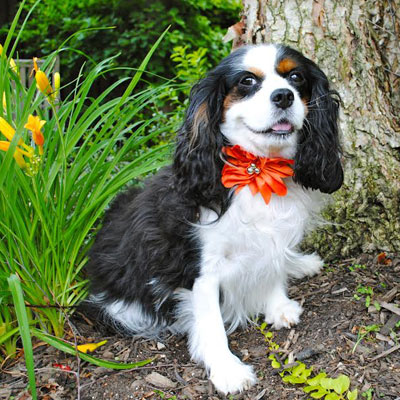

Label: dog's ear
[294,67,343,193]
[173,72,227,207]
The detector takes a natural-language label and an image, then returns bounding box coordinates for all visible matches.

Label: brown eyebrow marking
[248,67,265,79]
[276,58,297,74]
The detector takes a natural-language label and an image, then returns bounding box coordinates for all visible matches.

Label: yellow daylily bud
[9,57,18,75]
[33,57,39,72]
[35,70,53,97]
[52,72,60,101]
[0,140,27,168]
[77,340,108,354]
[0,45,18,75]
[2,92,6,111]
[53,72,60,92]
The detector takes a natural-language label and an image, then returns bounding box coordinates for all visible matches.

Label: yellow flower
[33,57,53,98]
[24,115,46,155]
[77,340,108,354]
[2,92,6,112]
[0,116,22,143]
[0,116,34,156]
[0,141,27,168]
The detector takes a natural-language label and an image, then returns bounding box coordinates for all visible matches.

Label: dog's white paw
[210,356,257,395]
[301,253,324,277]
[265,299,303,330]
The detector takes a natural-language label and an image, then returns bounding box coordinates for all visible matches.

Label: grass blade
[7,274,38,400]
[32,328,153,370]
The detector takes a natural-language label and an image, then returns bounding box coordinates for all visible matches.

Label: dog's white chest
[198,182,324,277]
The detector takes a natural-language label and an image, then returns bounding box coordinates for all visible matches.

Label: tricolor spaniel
[86,44,343,394]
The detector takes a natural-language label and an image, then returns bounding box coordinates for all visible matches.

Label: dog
[86,43,343,394]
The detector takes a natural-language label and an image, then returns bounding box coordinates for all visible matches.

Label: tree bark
[226,0,400,259]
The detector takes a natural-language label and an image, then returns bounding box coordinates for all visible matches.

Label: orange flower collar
[221,145,294,204]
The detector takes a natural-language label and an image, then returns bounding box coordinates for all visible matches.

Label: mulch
[1,253,400,400]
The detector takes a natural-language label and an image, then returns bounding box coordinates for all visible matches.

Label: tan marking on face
[302,98,309,116]
[276,58,297,74]
[222,88,242,122]
[248,67,265,79]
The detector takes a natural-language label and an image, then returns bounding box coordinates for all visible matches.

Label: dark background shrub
[1,0,240,96]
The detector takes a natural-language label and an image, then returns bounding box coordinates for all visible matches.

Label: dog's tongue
[271,122,293,131]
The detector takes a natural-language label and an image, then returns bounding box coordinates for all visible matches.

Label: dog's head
[174,44,343,208]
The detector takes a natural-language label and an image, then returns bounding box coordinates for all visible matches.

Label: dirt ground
[2,253,400,400]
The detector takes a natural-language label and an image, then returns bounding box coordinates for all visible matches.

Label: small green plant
[259,323,358,399]
[153,389,177,400]
[361,388,373,399]
[352,324,380,353]
[354,285,377,309]
[348,264,366,272]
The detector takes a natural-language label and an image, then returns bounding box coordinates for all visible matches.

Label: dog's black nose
[270,89,294,109]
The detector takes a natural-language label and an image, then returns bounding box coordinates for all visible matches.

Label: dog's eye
[239,76,257,86]
[289,72,305,84]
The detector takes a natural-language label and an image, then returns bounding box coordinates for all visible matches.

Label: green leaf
[303,385,318,393]
[282,375,307,384]
[307,372,327,386]
[325,393,341,400]
[373,301,381,311]
[260,322,267,331]
[292,362,306,377]
[347,389,358,400]
[8,275,38,400]
[333,375,350,394]
[271,360,281,369]
[321,378,335,390]
[310,388,328,399]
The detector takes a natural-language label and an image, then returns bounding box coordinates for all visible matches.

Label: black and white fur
[86,44,343,394]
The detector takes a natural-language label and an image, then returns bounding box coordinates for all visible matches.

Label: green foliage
[0,4,174,357]
[153,390,177,400]
[352,324,380,354]
[354,285,375,308]
[361,388,373,400]
[7,275,153,398]
[348,264,366,272]
[1,0,240,94]
[258,324,359,399]
[32,328,153,369]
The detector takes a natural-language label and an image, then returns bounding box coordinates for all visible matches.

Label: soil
[2,253,400,400]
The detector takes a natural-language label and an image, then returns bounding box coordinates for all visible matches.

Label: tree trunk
[226,0,400,259]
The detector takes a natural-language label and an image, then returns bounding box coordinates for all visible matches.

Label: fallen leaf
[77,339,108,353]
[377,252,392,265]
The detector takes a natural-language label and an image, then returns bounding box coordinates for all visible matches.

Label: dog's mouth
[245,120,295,136]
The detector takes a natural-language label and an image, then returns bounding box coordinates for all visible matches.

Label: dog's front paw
[301,253,324,277]
[265,299,303,330]
[210,356,256,395]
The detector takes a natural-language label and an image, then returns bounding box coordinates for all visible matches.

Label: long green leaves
[0,2,176,357]
[32,328,154,370]
[8,275,38,400]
